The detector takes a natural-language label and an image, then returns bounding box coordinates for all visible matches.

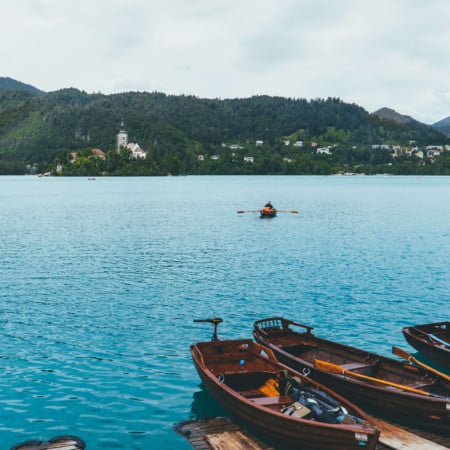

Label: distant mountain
[432,116,450,137]
[372,107,418,124]
[0,77,43,93]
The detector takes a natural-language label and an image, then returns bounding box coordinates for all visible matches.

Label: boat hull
[191,339,379,450]
[253,318,450,435]
[260,208,277,218]
[403,322,450,369]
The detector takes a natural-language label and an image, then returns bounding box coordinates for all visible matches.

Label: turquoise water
[0,175,449,449]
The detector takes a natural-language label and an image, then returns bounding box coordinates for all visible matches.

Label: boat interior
[280,339,441,390]
[409,322,450,346]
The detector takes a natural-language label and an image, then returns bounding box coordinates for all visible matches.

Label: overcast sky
[3,0,450,124]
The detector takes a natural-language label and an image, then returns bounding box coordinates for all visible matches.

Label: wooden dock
[175,417,274,450]
[370,417,449,450]
[175,416,450,450]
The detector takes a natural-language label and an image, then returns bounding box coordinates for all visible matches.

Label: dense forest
[0,82,449,175]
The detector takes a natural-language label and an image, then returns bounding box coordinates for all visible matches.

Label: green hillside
[0,82,449,175]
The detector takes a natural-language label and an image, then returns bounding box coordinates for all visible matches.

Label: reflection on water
[190,386,228,419]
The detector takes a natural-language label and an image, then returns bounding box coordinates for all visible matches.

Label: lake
[0,175,449,449]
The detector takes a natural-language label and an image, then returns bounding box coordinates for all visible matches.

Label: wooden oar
[313,359,433,396]
[392,346,450,382]
[237,209,299,214]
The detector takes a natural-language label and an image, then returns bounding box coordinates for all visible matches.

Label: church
[116,120,147,159]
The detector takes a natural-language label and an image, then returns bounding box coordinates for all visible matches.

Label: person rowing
[263,200,274,210]
[260,201,277,218]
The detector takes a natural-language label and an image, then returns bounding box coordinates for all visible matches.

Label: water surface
[1,175,449,448]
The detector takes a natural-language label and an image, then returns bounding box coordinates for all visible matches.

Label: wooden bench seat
[341,362,375,371]
[407,381,434,390]
[250,395,292,406]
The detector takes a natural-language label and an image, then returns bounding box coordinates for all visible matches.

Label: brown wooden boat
[403,322,450,369]
[260,207,277,218]
[253,317,450,435]
[191,324,380,450]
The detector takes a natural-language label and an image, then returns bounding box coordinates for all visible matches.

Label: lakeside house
[92,148,105,159]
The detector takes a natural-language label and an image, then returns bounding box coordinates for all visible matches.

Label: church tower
[116,119,128,152]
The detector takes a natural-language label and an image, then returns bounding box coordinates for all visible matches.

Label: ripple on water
[1,175,449,449]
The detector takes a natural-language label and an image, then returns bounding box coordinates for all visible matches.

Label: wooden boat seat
[407,381,434,390]
[250,395,292,406]
[340,362,377,372]
[283,343,319,355]
[239,389,264,398]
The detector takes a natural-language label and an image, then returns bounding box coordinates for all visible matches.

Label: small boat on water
[11,435,86,450]
[260,207,277,218]
[191,319,380,450]
[253,317,450,435]
[403,321,450,369]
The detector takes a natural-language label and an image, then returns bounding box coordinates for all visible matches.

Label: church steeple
[116,119,128,152]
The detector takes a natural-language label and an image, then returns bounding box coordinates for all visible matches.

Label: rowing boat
[191,324,380,449]
[403,322,450,369]
[260,208,277,218]
[253,317,450,435]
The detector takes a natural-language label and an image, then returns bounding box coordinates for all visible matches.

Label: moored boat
[191,320,380,450]
[403,321,450,369]
[253,317,450,435]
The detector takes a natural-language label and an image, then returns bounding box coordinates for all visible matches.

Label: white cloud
[2,0,450,123]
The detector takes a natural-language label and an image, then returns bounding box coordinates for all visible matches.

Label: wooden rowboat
[403,322,450,369]
[260,208,277,218]
[253,317,450,435]
[191,328,380,449]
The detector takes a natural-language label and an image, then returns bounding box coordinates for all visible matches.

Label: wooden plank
[371,417,449,450]
[174,417,274,450]
[250,395,292,406]
[176,416,450,450]
[206,431,264,450]
[340,362,374,371]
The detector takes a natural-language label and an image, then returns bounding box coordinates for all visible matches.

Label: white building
[127,143,147,159]
[317,147,332,155]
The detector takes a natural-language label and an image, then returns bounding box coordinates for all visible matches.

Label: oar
[313,359,433,396]
[237,209,299,214]
[392,346,450,382]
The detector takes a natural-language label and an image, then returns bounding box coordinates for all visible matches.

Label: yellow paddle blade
[392,346,450,382]
[314,359,344,374]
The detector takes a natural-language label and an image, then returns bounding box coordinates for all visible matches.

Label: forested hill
[0,85,448,175]
[0,77,43,93]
